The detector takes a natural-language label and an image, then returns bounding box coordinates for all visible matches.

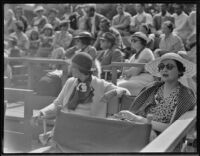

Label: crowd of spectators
[4,3,196,95]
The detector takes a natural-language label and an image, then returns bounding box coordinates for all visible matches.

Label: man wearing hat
[94,18,125,51]
[48,8,61,30]
[31,5,48,33]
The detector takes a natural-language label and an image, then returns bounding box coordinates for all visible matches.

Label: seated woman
[113,52,196,135]
[33,52,129,118]
[65,31,97,60]
[97,32,124,80]
[154,21,185,58]
[117,32,155,96]
[32,53,130,148]
[37,24,54,58]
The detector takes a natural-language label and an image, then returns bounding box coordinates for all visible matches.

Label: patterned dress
[138,84,180,123]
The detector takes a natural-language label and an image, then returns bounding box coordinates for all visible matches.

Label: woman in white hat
[113,52,196,134]
[31,5,48,33]
[117,32,155,96]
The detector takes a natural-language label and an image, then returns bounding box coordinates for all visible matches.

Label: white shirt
[130,11,153,26]
[173,11,188,32]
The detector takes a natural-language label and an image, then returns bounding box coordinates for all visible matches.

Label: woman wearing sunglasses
[114,53,196,135]
[117,32,155,96]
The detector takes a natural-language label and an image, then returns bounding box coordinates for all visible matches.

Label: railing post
[111,67,117,85]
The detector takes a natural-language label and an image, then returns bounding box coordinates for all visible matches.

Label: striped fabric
[129,81,196,123]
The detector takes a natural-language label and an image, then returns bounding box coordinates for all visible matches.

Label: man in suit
[153,4,174,33]
[112,4,131,36]
[84,4,105,38]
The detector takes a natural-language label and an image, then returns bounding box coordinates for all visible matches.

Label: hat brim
[73,36,94,39]
[145,53,196,78]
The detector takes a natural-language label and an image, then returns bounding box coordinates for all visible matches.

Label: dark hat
[100,32,116,44]
[73,31,94,39]
[130,32,148,43]
[15,21,24,31]
[71,53,93,74]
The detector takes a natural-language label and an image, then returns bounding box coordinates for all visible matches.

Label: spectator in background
[139,23,155,50]
[4,9,16,36]
[31,5,48,33]
[75,5,87,32]
[7,36,23,68]
[37,23,54,57]
[28,27,40,57]
[154,21,185,58]
[70,31,97,60]
[48,8,61,31]
[112,4,131,36]
[118,32,155,96]
[84,4,105,38]
[10,21,29,54]
[153,4,174,33]
[62,4,73,21]
[68,5,87,35]
[172,4,188,41]
[97,32,124,80]
[130,4,153,34]
[51,20,72,61]
[14,6,28,33]
[53,20,72,50]
[94,18,124,51]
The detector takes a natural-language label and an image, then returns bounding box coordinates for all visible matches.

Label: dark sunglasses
[131,39,140,43]
[158,63,176,71]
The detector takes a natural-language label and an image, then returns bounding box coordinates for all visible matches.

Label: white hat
[34,5,45,12]
[145,53,196,78]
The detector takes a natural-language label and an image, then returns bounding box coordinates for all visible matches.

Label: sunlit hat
[100,32,116,44]
[73,31,94,39]
[34,5,45,12]
[145,52,196,78]
[130,32,148,43]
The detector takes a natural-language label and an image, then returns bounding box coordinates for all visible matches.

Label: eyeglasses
[131,39,140,43]
[158,63,176,71]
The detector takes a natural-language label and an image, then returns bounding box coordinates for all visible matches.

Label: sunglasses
[131,39,140,43]
[158,63,176,71]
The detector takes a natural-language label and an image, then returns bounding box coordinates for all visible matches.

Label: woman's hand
[116,110,147,123]
[100,90,117,103]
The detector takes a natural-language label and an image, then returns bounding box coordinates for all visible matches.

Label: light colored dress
[118,48,155,96]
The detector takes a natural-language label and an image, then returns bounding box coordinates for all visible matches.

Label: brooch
[76,83,87,92]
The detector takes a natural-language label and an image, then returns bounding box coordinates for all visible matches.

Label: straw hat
[34,5,45,13]
[145,53,196,78]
